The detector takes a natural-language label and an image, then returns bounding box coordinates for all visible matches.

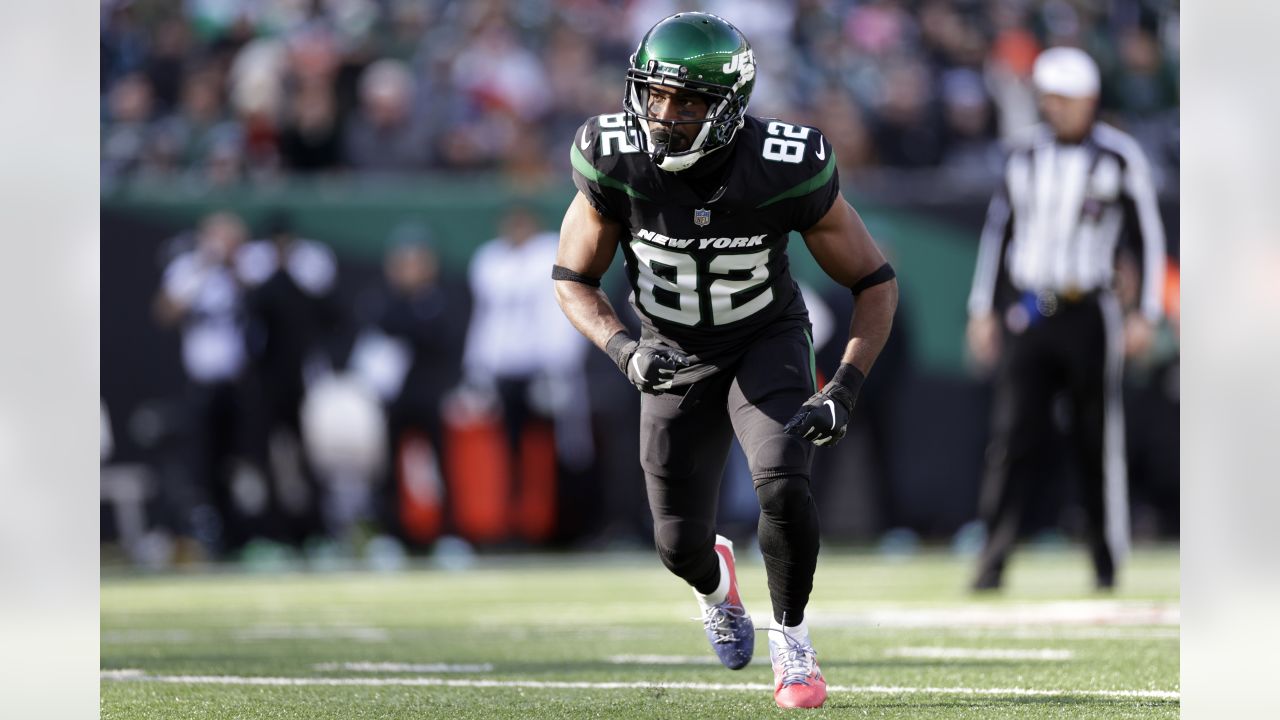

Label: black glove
[783,363,865,447]
[606,332,692,394]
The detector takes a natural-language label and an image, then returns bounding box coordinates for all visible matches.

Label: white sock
[694,552,730,610]
[771,617,810,646]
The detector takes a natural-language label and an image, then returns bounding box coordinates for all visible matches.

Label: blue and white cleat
[697,535,755,670]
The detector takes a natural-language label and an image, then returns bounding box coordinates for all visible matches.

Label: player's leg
[973,326,1059,590]
[639,374,753,668]
[727,323,824,708]
[1066,295,1128,589]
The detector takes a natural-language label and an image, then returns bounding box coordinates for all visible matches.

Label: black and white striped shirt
[968,122,1166,321]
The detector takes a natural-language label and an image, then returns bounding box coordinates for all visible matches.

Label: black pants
[641,321,821,625]
[975,292,1128,586]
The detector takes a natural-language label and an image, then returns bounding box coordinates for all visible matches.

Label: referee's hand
[1124,314,1155,357]
[967,313,1001,370]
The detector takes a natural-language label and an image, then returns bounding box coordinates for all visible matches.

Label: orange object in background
[442,398,558,545]
[444,409,511,543]
[1164,261,1180,324]
[515,421,557,543]
[396,430,444,544]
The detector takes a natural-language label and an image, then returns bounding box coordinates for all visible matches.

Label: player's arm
[802,196,898,375]
[553,192,628,350]
[553,192,689,393]
[784,196,898,447]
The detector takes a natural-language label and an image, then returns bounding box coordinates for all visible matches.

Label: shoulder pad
[574,113,645,172]
[747,116,834,178]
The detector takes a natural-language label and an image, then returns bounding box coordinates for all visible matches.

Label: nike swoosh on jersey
[814,139,826,160]
[581,133,591,150]
[823,399,836,427]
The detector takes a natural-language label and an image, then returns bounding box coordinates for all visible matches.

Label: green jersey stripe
[571,144,652,201]
[755,153,836,210]
[804,328,818,393]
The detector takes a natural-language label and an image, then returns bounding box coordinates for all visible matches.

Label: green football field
[101,546,1179,719]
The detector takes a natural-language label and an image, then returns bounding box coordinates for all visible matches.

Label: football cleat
[769,626,827,709]
[697,535,755,670]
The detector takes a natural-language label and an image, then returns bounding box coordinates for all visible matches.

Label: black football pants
[975,292,1129,586]
[640,322,820,625]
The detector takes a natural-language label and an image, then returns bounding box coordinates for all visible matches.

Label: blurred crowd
[101,0,1179,189]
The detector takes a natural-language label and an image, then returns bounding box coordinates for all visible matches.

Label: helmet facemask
[623,60,747,173]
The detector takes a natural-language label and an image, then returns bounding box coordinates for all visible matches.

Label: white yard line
[102,630,194,644]
[810,600,1179,629]
[313,662,494,673]
[605,655,720,665]
[233,626,389,642]
[886,646,1074,661]
[100,670,1178,700]
[949,627,1180,640]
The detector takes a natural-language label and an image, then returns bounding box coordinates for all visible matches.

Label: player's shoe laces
[769,625,827,709]
[696,536,754,670]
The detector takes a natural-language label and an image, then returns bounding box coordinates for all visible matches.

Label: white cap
[1032,46,1100,98]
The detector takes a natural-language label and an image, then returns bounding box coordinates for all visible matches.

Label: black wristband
[551,264,602,287]
[605,331,637,374]
[850,262,896,296]
[827,362,866,407]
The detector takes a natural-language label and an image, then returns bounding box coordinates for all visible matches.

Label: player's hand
[624,343,692,394]
[783,364,864,447]
[605,333,692,394]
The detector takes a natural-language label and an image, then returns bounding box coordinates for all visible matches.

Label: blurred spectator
[150,67,240,176]
[140,17,189,112]
[344,58,432,173]
[239,210,340,547]
[279,82,345,172]
[872,60,945,168]
[101,0,150,92]
[462,205,593,533]
[227,36,288,175]
[101,73,156,181]
[358,225,469,544]
[152,211,253,556]
[938,68,1002,180]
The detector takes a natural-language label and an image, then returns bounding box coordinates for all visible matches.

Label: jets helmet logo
[693,208,711,227]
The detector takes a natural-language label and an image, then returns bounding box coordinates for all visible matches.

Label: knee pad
[754,475,814,519]
[747,435,812,481]
[653,518,714,576]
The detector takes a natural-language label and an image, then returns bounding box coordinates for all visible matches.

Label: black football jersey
[571,113,840,385]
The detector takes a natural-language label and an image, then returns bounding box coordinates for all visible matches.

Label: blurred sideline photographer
[239,209,339,547]
[152,211,254,556]
[965,47,1166,591]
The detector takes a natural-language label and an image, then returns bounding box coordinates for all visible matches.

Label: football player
[552,12,898,709]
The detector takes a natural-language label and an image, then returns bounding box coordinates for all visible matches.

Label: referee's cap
[1033,46,1099,98]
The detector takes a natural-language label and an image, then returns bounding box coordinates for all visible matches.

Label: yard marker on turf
[313,662,494,673]
[605,655,720,665]
[100,671,1179,700]
[886,647,1074,661]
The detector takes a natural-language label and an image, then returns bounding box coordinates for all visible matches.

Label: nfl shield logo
[693,208,711,227]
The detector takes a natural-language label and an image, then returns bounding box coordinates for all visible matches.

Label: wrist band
[605,331,636,373]
[830,362,866,397]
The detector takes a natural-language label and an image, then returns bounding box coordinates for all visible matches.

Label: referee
[966,47,1166,591]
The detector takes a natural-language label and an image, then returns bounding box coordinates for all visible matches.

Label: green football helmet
[624,12,756,172]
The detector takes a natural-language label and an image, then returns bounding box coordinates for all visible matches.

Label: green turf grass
[101,546,1179,719]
